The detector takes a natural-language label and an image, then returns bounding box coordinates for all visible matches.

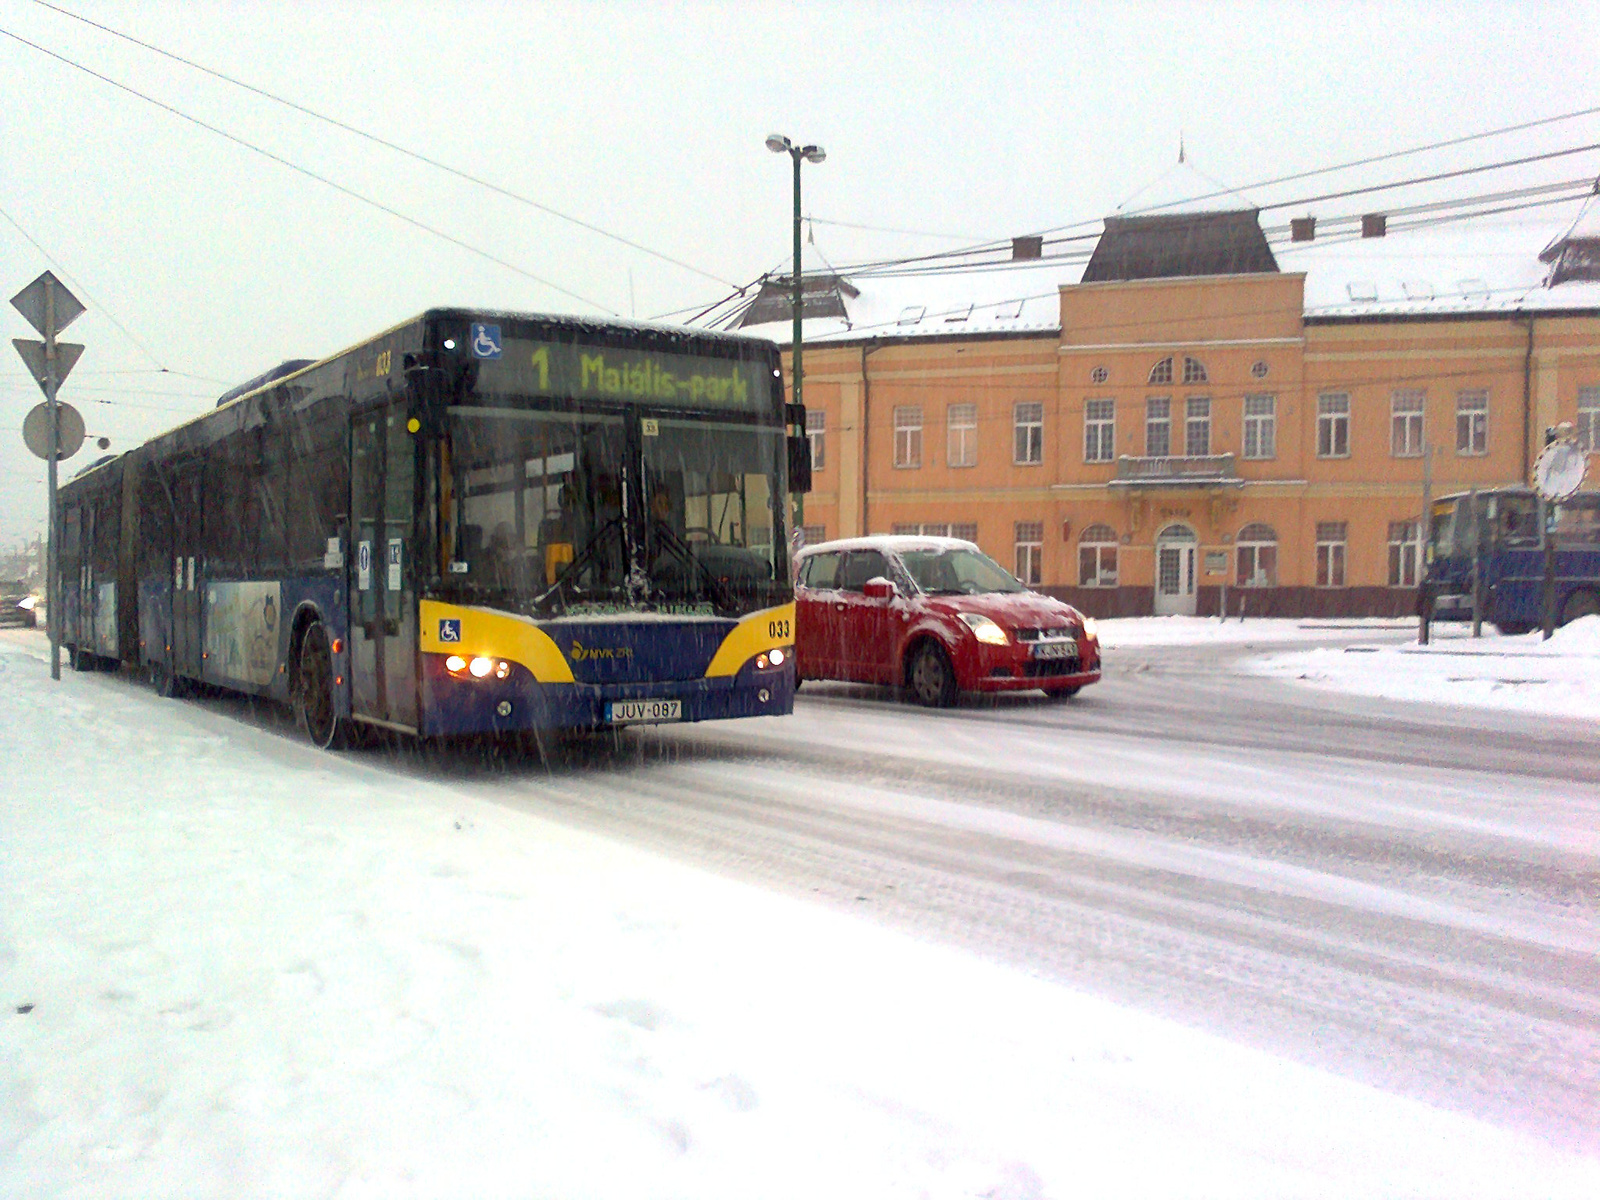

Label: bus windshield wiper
[648,516,737,614]
[531,516,625,614]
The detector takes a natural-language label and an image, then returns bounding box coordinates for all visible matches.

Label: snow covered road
[3,626,1598,1196]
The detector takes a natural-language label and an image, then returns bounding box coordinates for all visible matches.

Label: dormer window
[1148,357,1173,385]
[1182,356,1208,384]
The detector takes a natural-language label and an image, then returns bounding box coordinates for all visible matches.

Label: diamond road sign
[12,338,84,394]
[10,270,85,337]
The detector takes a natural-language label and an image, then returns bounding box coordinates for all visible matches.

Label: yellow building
[735,191,1600,617]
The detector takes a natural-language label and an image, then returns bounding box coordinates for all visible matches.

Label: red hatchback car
[794,535,1101,706]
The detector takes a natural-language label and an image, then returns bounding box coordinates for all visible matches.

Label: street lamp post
[766,133,824,532]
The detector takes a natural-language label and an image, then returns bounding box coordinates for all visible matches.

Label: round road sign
[22,401,86,461]
[1534,440,1587,502]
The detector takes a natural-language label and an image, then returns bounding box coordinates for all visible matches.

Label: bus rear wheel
[297,621,356,750]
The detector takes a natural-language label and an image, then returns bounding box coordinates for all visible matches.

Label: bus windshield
[441,406,785,618]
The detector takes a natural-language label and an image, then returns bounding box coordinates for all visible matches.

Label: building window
[894,405,922,469]
[1243,394,1275,459]
[950,522,978,542]
[1579,386,1600,454]
[1014,521,1043,586]
[892,522,950,537]
[1391,390,1424,457]
[1251,360,1269,379]
[947,403,977,468]
[1456,390,1488,455]
[1236,523,1277,587]
[1148,357,1173,385]
[806,410,825,470]
[801,524,826,547]
[1146,397,1171,458]
[1317,393,1350,458]
[1091,365,1109,384]
[1388,520,1420,587]
[1078,523,1119,587]
[1084,398,1115,462]
[1316,521,1348,587]
[1185,397,1211,457]
[1014,402,1044,465]
[1182,356,1208,384]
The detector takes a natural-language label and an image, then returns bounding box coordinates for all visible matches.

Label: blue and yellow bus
[56,310,808,747]
[1422,486,1600,634]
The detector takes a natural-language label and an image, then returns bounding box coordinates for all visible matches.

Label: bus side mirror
[788,434,812,494]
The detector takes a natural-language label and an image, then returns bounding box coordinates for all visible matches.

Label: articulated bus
[1422,487,1600,634]
[56,309,810,747]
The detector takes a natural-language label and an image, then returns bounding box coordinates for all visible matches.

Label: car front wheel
[907,642,958,708]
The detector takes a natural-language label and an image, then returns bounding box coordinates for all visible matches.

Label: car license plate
[1032,640,1077,661]
[606,699,682,725]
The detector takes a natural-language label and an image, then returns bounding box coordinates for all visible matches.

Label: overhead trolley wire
[0,25,621,315]
[30,0,742,291]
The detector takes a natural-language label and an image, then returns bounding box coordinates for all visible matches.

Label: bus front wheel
[1561,590,1600,627]
[297,621,357,750]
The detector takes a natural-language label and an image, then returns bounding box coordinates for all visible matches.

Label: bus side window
[1554,496,1600,545]
[1499,497,1540,546]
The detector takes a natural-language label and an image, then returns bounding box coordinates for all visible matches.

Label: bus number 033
[767,618,791,639]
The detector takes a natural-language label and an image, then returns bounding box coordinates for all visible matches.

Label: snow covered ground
[3,627,1598,1198]
[1248,615,1600,720]
[1093,613,1417,649]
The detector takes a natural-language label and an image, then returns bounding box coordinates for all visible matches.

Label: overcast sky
[2,0,1597,547]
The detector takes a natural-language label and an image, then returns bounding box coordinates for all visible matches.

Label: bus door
[171,462,204,678]
[350,403,419,730]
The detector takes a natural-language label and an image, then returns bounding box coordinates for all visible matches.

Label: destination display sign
[473,338,772,414]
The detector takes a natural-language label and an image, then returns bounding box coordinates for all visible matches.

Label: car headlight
[1081,616,1098,641]
[18,596,36,611]
[957,613,1009,645]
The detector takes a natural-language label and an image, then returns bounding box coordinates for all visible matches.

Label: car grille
[1023,658,1079,678]
[1014,624,1078,642]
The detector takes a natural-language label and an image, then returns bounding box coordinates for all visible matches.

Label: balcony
[1109,453,1241,487]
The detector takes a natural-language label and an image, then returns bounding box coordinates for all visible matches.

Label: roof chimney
[1362,213,1387,238]
[1290,217,1316,243]
[1012,235,1043,261]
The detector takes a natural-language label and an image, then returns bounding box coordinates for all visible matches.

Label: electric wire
[0,25,620,314]
[29,0,741,291]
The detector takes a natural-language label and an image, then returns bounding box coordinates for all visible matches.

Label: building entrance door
[1154,523,1197,615]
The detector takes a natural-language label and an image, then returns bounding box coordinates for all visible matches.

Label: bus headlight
[957,613,1009,645]
[445,655,467,672]
[469,656,494,678]
[755,647,789,670]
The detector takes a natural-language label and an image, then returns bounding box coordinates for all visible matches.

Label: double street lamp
[766,133,824,530]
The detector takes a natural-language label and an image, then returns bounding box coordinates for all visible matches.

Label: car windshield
[898,546,1026,595]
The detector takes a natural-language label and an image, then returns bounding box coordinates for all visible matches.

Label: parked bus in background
[1421,487,1600,635]
[56,309,810,747]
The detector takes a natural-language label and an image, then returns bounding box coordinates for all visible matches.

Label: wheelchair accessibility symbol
[471,324,502,359]
[438,618,462,643]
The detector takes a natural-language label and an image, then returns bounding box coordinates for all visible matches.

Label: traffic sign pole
[45,276,60,680]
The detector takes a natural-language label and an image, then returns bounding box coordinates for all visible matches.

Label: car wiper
[649,516,738,614]
[531,515,625,615]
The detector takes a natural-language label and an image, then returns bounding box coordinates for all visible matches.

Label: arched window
[1148,357,1173,385]
[1078,523,1119,588]
[1237,523,1277,587]
[1182,356,1208,384]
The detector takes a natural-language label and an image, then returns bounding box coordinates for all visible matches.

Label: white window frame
[1084,398,1115,463]
[950,522,978,542]
[1387,520,1420,587]
[1014,521,1043,586]
[1242,394,1275,460]
[947,403,977,468]
[1185,396,1211,458]
[1148,357,1173,385]
[1013,402,1044,465]
[1182,356,1208,385]
[1579,386,1600,454]
[1317,393,1350,458]
[1456,389,1488,456]
[1236,524,1277,588]
[1391,390,1424,458]
[1315,521,1348,588]
[1078,524,1119,587]
[1146,396,1171,458]
[894,405,923,469]
[806,409,825,470]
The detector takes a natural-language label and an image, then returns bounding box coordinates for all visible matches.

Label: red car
[794,535,1101,706]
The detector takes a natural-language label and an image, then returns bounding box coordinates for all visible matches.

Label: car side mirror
[862,577,896,600]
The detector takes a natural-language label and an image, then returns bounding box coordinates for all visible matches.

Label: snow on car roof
[796,535,979,558]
